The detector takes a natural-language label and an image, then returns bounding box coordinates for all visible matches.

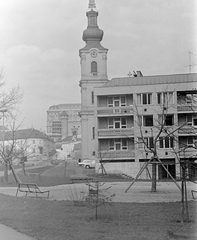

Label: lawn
[0,163,197,239]
[0,193,196,240]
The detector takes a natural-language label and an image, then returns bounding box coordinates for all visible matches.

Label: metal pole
[0,109,8,182]
[2,112,5,154]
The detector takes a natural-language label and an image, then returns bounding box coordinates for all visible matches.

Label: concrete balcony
[97,106,134,116]
[98,128,134,138]
[99,150,135,160]
[177,105,197,112]
[179,148,197,158]
[178,126,197,135]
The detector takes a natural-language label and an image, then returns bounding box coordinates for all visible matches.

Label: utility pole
[185,51,196,73]
[189,51,192,73]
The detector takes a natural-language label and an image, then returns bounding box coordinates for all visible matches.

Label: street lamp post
[0,108,8,182]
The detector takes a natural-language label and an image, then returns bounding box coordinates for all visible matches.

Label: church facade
[79,1,197,180]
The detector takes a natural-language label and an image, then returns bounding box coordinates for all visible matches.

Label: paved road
[0,180,196,203]
[0,224,36,240]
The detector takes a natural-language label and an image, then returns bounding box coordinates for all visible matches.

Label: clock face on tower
[90,50,97,58]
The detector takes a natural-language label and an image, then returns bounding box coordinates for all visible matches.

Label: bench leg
[16,188,19,197]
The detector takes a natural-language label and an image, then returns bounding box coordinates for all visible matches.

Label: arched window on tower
[91,61,97,75]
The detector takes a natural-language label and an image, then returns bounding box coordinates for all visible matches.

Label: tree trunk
[22,162,26,175]
[4,161,8,183]
[64,161,67,178]
[151,163,157,192]
[181,165,189,222]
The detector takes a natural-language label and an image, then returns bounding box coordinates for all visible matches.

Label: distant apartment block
[47,104,81,141]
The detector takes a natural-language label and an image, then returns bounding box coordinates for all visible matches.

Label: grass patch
[0,194,196,240]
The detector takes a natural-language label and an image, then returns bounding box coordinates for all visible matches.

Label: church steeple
[79,0,108,162]
[82,0,105,49]
[79,0,108,81]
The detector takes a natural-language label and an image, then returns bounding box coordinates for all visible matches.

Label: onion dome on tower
[81,0,106,50]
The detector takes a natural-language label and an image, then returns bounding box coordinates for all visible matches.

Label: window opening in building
[114,118,120,129]
[91,61,97,73]
[177,92,197,105]
[187,136,197,147]
[108,139,128,151]
[164,115,174,126]
[158,114,174,126]
[137,93,152,105]
[121,118,127,128]
[108,97,113,107]
[122,139,128,150]
[186,115,193,125]
[91,91,94,104]
[92,127,95,139]
[193,116,197,126]
[138,137,154,149]
[108,118,114,129]
[52,121,62,134]
[159,137,174,148]
[121,96,126,106]
[108,117,127,129]
[109,139,114,150]
[143,115,153,126]
[107,96,126,107]
[157,92,173,105]
[114,99,120,107]
[115,139,121,150]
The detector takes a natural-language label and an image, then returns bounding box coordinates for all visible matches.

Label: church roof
[103,73,197,87]
[0,128,54,142]
[48,103,81,111]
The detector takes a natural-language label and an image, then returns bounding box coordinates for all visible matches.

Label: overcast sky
[0,0,196,132]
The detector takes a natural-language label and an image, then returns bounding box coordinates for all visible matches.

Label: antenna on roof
[133,71,137,77]
[184,51,196,73]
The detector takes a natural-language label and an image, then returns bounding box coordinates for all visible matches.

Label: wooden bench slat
[191,190,197,199]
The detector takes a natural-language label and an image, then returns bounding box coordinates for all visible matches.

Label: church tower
[79,0,108,160]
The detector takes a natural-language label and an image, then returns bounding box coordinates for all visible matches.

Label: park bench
[191,190,197,199]
[16,182,50,198]
[70,174,93,183]
[9,164,50,199]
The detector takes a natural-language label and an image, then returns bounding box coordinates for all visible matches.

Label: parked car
[78,159,96,169]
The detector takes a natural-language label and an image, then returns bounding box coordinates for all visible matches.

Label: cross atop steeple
[88,0,96,9]
[127,71,132,77]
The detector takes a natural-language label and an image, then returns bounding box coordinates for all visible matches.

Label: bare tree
[126,88,197,193]
[170,126,197,222]
[0,69,23,182]
[97,145,112,175]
